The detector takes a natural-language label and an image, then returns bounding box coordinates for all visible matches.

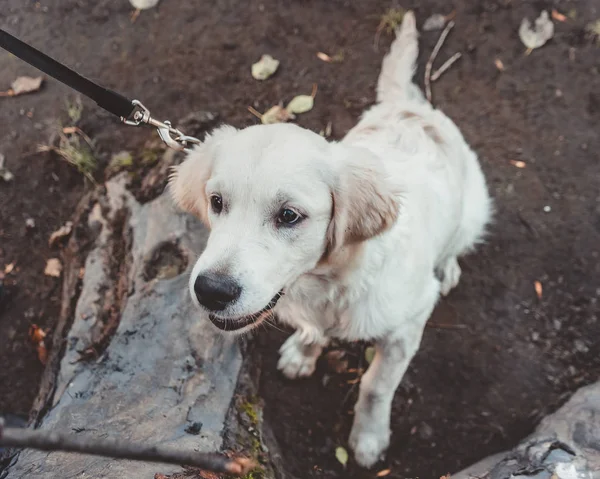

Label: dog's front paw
[277,332,323,379]
[348,427,390,469]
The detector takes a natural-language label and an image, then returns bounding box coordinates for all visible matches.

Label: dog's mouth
[208,291,283,331]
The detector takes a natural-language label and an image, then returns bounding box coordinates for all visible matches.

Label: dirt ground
[1,0,599,477]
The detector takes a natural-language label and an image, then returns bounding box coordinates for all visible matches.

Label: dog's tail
[376,11,423,105]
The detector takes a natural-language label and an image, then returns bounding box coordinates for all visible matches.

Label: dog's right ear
[168,125,237,225]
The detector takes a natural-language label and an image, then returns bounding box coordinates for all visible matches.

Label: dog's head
[169,123,400,333]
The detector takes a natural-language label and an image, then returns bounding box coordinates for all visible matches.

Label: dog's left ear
[168,125,237,225]
[325,143,401,253]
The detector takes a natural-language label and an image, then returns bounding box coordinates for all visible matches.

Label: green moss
[239,396,260,425]
[139,147,161,166]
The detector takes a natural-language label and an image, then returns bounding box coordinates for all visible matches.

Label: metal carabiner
[121,100,200,152]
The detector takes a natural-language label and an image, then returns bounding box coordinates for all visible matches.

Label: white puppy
[169,12,491,468]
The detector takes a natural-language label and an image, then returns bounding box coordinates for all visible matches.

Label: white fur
[170,11,491,468]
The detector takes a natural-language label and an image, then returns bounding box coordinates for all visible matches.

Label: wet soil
[1,0,599,477]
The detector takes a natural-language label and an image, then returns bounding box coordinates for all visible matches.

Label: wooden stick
[0,419,256,476]
[431,52,462,82]
[425,20,455,103]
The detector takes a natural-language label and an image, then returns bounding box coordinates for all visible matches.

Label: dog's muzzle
[207,291,283,331]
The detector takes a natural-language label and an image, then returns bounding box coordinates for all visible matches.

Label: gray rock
[6,175,242,478]
[452,381,600,479]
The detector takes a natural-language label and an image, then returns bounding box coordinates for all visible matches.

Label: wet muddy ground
[1,0,599,477]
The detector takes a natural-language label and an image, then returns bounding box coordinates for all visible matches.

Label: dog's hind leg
[376,11,423,105]
[435,256,462,296]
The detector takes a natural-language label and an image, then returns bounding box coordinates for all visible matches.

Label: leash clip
[122,100,201,152]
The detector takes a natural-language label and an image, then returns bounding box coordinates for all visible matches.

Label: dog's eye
[210,194,223,214]
[277,208,301,226]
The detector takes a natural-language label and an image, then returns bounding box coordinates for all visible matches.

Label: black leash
[0,29,200,152]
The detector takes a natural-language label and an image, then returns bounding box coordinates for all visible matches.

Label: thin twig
[0,419,256,476]
[425,20,455,103]
[431,52,462,82]
[426,322,468,330]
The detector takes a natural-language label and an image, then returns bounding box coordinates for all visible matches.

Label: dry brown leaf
[316,51,343,63]
[510,160,526,168]
[6,76,44,96]
[48,221,73,247]
[248,104,295,125]
[29,324,47,343]
[37,342,48,365]
[377,469,392,477]
[4,262,15,274]
[29,325,48,365]
[494,59,505,71]
[534,280,543,299]
[198,470,220,479]
[325,350,349,374]
[551,9,567,22]
[44,258,63,277]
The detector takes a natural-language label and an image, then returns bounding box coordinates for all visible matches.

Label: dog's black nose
[194,273,241,311]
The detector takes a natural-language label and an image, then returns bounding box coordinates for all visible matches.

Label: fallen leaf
[4,263,15,275]
[48,221,74,247]
[534,280,543,299]
[423,13,447,31]
[377,469,392,477]
[251,54,280,81]
[325,350,349,374]
[510,160,526,168]
[29,324,48,364]
[130,0,159,9]
[494,59,505,71]
[586,19,600,41]
[0,153,14,182]
[440,475,451,479]
[335,446,349,467]
[37,342,48,365]
[551,9,567,22]
[44,258,63,277]
[28,325,46,344]
[248,104,295,125]
[317,52,333,62]
[197,470,220,479]
[4,76,44,96]
[286,95,314,114]
[364,346,376,364]
[519,11,554,54]
[285,84,318,115]
[316,51,344,63]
